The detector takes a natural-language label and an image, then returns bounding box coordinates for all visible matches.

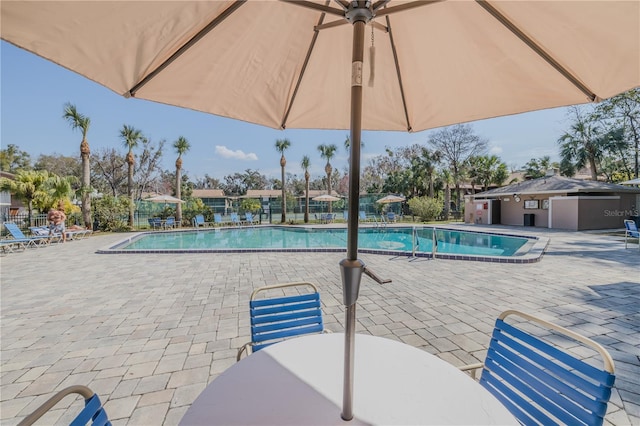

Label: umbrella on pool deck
[620,178,640,185]
[4,1,639,420]
[312,194,341,202]
[376,194,406,204]
[145,194,185,204]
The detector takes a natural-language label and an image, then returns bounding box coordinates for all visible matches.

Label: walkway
[1,225,638,425]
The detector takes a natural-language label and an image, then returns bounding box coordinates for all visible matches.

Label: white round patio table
[180,333,517,425]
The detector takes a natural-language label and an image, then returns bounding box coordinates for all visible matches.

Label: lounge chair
[3,223,51,247]
[163,217,176,229]
[358,211,368,222]
[18,385,111,426]
[460,310,615,426]
[343,211,348,221]
[245,212,258,226]
[31,225,91,241]
[193,214,212,228]
[29,226,63,243]
[230,213,243,226]
[213,213,226,227]
[1,239,26,254]
[624,219,639,250]
[386,212,396,222]
[237,282,326,361]
[148,217,162,230]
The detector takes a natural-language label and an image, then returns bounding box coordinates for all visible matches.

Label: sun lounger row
[192,213,259,228]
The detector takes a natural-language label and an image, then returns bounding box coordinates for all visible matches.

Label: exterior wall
[550,197,579,230]
[577,196,630,230]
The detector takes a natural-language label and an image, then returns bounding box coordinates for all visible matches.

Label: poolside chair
[148,217,162,230]
[29,226,63,243]
[624,219,639,250]
[1,239,26,254]
[18,385,111,426]
[386,212,396,223]
[230,212,243,226]
[213,213,224,226]
[343,211,348,221]
[459,310,615,426]
[358,211,368,222]
[237,282,326,361]
[163,217,176,229]
[245,212,258,226]
[3,223,51,247]
[193,214,212,228]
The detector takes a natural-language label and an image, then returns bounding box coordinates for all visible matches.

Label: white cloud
[215,145,258,161]
[489,145,503,155]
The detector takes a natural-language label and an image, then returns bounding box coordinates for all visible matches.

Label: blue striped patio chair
[624,219,639,250]
[18,385,110,426]
[460,310,615,426]
[237,282,326,361]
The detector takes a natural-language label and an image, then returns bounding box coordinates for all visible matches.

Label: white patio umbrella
[145,194,185,204]
[312,194,341,202]
[620,178,640,185]
[376,194,406,204]
[3,1,639,420]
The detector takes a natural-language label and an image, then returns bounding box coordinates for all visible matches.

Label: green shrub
[94,195,132,231]
[408,196,443,222]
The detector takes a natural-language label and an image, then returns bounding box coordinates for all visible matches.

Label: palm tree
[275,138,291,223]
[173,136,191,226]
[558,107,607,181]
[62,103,92,228]
[318,144,338,213]
[301,155,311,223]
[0,170,50,226]
[120,125,142,227]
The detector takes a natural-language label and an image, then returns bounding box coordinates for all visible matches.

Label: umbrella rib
[126,0,247,98]
[279,1,335,129]
[476,0,598,102]
[385,15,412,132]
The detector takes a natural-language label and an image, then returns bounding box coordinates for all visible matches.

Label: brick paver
[1,225,638,425]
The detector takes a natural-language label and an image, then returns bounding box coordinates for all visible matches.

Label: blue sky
[1,40,570,182]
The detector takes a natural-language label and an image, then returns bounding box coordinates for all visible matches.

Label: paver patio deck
[1,224,638,425]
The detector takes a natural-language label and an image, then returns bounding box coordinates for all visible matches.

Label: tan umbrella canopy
[376,194,406,204]
[312,194,341,202]
[145,194,185,204]
[3,1,638,420]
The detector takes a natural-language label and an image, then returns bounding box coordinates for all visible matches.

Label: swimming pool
[103,226,546,262]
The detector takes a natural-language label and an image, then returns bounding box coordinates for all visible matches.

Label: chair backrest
[387,212,396,220]
[246,212,254,222]
[343,211,348,220]
[231,213,240,223]
[18,385,110,426]
[249,282,324,353]
[359,211,366,220]
[5,222,27,239]
[30,226,49,236]
[148,218,161,227]
[479,310,615,426]
[624,219,639,234]
[214,213,223,224]
[194,214,205,226]
[165,217,175,226]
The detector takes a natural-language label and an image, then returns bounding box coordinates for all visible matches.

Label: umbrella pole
[341,16,366,422]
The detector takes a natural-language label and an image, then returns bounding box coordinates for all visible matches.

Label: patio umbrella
[145,194,185,204]
[376,195,406,204]
[312,194,341,202]
[3,1,639,420]
[620,178,640,185]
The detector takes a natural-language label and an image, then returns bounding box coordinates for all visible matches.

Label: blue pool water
[111,226,531,257]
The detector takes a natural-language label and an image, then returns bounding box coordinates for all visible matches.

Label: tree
[317,143,338,213]
[558,106,608,180]
[92,147,128,196]
[120,125,143,227]
[523,156,552,179]
[427,124,487,211]
[62,103,92,228]
[0,144,31,173]
[34,154,81,180]
[173,136,191,226]
[275,138,291,222]
[0,170,50,226]
[301,155,311,223]
[134,137,165,199]
[466,155,508,191]
[596,88,640,178]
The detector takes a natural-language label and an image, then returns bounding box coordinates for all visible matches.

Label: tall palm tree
[173,136,191,226]
[318,143,338,213]
[301,155,311,223]
[275,138,291,223]
[119,125,142,227]
[0,170,50,227]
[62,103,92,228]
[558,106,608,181]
